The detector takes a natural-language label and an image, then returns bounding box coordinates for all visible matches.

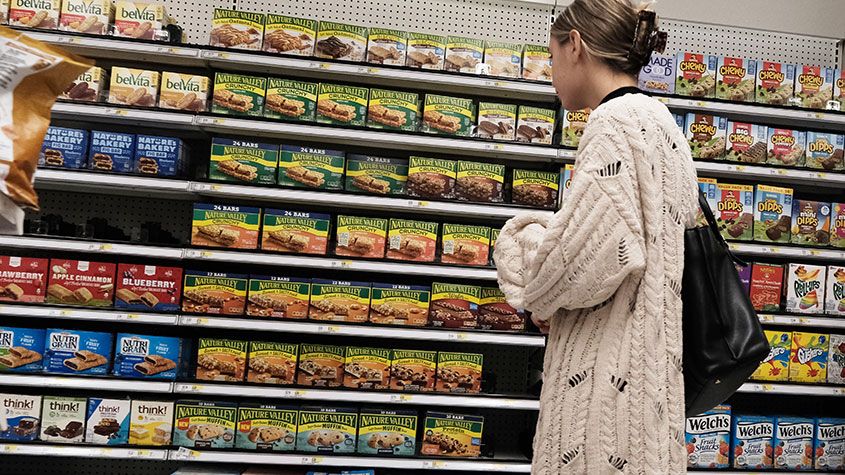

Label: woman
[494,1,700,473]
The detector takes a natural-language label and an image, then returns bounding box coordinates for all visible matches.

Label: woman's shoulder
[588,93,680,137]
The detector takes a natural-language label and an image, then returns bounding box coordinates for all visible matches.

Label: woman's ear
[568,30,583,62]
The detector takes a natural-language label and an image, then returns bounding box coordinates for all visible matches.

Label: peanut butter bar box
[195,338,248,382]
[309,279,371,323]
[182,270,248,315]
[246,276,310,319]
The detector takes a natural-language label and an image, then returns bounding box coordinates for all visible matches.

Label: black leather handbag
[682,192,770,417]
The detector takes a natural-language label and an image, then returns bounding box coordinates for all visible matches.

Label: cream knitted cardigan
[495,93,700,474]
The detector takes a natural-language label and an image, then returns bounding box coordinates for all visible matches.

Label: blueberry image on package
[88,131,136,173]
[112,333,180,380]
[134,135,186,176]
[38,127,89,169]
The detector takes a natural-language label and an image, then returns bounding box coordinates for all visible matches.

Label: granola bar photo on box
[766,128,806,167]
[263,14,315,56]
[265,78,317,122]
[191,203,261,249]
[435,352,483,393]
[444,36,483,73]
[335,215,388,259]
[483,40,521,78]
[297,344,345,387]
[209,138,279,185]
[209,9,264,50]
[212,72,266,117]
[344,155,408,195]
[246,276,310,319]
[369,283,430,326]
[159,72,208,112]
[440,224,491,267]
[455,161,504,203]
[675,52,717,98]
[716,57,756,102]
[195,338,247,382]
[261,209,331,255]
[422,94,475,137]
[560,108,591,148]
[476,102,516,141]
[278,145,345,190]
[9,0,59,29]
[367,88,420,131]
[406,32,445,70]
[685,113,727,160]
[521,44,551,81]
[316,83,369,126]
[516,105,555,144]
[315,20,368,62]
[429,282,480,329]
[115,263,182,312]
[638,52,675,94]
[246,341,298,385]
[182,270,248,315]
[385,219,439,262]
[309,279,371,323]
[390,349,436,391]
[0,256,47,303]
[367,28,407,66]
[756,61,796,105]
[795,65,835,109]
[725,122,767,163]
[46,259,116,307]
[407,156,456,199]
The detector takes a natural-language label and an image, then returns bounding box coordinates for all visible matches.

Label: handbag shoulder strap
[695,190,748,267]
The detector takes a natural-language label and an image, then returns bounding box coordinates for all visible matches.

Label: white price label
[103,108,128,116]
[390,394,412,402]
[331,260,352,269]
[485,143,505,151]
[56,37,78,44]
[2,444,18,453]
[300,456,323,464]
[446,332,467,341]
[759,314,775,323]
[116,313,139,321]
[317,325,339,334]
[173,447,199,460]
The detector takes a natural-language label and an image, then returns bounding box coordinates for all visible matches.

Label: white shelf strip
[0,235,184,259]
[35,169,192,199]
[657,96,845,129]
[728,242,845,261]
[0,374,173,393]
[759,313,845,330]
[0,304,178,325]
[737,383,845,396]
[0,443,168,460]
[52,102,196,127]
[695,160,845,189]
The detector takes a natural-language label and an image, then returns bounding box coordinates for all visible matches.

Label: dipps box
[753,185,793,243]
[791,200,831,247]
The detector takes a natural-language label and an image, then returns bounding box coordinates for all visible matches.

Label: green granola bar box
[344,154,408,195]
[455,161,505,203]
[317,83,369,126]
[235,403,298,451]
[278,145,345,190]
[367,88,420,131]
[422,94,475,137]
[209,137,278,185]
[212,72,266,117]
[264,78,317,122]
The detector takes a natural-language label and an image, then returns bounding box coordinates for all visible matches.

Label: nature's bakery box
[0,256,48,303]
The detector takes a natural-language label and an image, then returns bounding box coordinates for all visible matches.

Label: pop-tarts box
[43,329,113,375]
[638,52,675,94]
[0,394,41,441]
[85,398,131,445]
[39,126,89,169]
[89,131,135,173]
[686,405,731,469]
[0,327,45,373]
[112,334,180,380]
[815,418,845,471]
[732,415,775,469]
[774,416,814,470]
[134,135,186,177]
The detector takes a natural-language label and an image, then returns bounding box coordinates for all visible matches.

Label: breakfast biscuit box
[826,265,845,316]
[440,224,491,267]
[767,128,807,167]
[343,346,391,390]
[159,72,209,111]
[435,352,483,394]
[62,66,107,102]
[390,349,436,392]
[308,279,371,323]
[191,203,261,250]
[246,276,310,319]
[476,102,516,141]
[422,94,475,137]
[112,334,180,380]
[786,263,826,315]
[40,396,86,443]
[345,155,408,196]
[262,14,316,56]
[367,89,420,132]
[0,394,41,441]
[751,330,791,382]
[212,72,266,117]
[386,219,438,263]
[113,1,168,40]
[182,271,248,315]
[129,400,174,446]
[444,36,484,73]
[88,130,135,173]
[60,0,112,34]
[675,52,717,98]
[44,329,113,375]
[195,338,248,382]
[716,57,756,102]
[0,256,48,303]
[297,407,358,454]
[815,418,845,471]
[715,183,754,241]
[115,264,182,312]
[0,327,45,373]
[749,263,784,312]
[367,28,407,66]
[731,415,774,469]
[208,9,264,50]
[805,132,845,171]
[407,156,457,200]
[521,44,551,82]
[638,52,675,94]
[828,333,845,385]
[134,135,186,176]
[85,398,130,445]
[791,200,831,247]
[46,259,116,307]
[173,400,237,449]
[685,113,727,160]
[369,283,430,326]
[754,185,793,243]
[430,282,480,329]
[209,137,279,185]
[9,0,59,29]
[335,216,388,259]
[357,409,417,456]
[278,145,345,190]
[773,417,815,470]
[316,83,369,127]
[832,203,845,248]
[264,78,317,122]
[261,209,330,255]
[789,332,829,384]
[315,21,368,62]
[516,105,555,144]
[406,32,446,70]
[421,412,484,458]
[235,403,297,451]
[245,341,298,385]
[725,122,767,163]
[756,61,796,105]
[483,40,521,78]
[108,67,159,107]
[685,405,731,469]
[39,126,88,169]
[297,343,345,387]
[795,65,835,109]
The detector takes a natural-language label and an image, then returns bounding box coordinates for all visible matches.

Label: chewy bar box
[756,61,796,105]
[245,341,298,384]
[208,9,264,50]
[421,412,483,458]
[773,417,815,471]
[367,28,407,66]
[108,67,159,107]
[754,185,793,243]
[195,338,248,382]
[60,0,112,34]
[435,352,482,394]
[115,263,182,312]
[40,396,87,444]
[476,102,516,141]
[44,329,113,375]
[308,279,371,323]
[317,83,369,126]
[685,113,727,160]
[456,161,504,203]
[749,263,784,312]
[429,282,480,329]
[39,126,88,169]
[369,283,430,326]
[638,52,675,94]
[297,407,358,454]
[62,66,107,102]
[479,287,525,332]
[441,224,491,267]
[444,36,483,73]
[173,400,237,449]
[390,349,436,391]
[724,122,767,163]
[191,203,261,250]
[357,409,417,456]
[278,145,345,190]
[344,155,408,196]
[675,52,717,98]
[315,21,368,62]
[112,333,180,380]
[297,343,345,387]
[833,203,845,248]
[522,44,551,81]
[796,65,835,109]
[9,0,59,29]
[715,183,754,241]
[837,70,845,109]
[512,169,560,209]
[182,270,248,315]
[422,94,475,137]
[0,327,45,373]
[406,32,445,70]
[134,135,185,176]
[209,138,279,185]
[129,400,174,446]
[828,333,845,385]
[246,275,310,319]
[786,264,826,315]
[262,14,316,56]
[716,57,756,102]
[265,78,317,122]
[791,200,831,247]
[212,72,266,117]
[789,332,829,384]
[386,219,438,263]
[159,72,209,111]
[685,405,731,469]
[85,398,130,445]
[113,1,168,40]
[805,131,845,171]
[407,156,456,200]
[0,394,41,441]
[767,128,806,167]
[827,265,845,316]
[261,209,330,255]
[46,259,116,307]
[343,346,391,390]
[235,403,298,451]
[816,418,845,471]
[516,105,555,144]
[335,215,388,259]
[367,89,420,131]
[483,40,521,78]
[0,256,48,303]
[88,130,135,173]
[731,415,774,470]
[751,330,791,382]
[560,108,591,148]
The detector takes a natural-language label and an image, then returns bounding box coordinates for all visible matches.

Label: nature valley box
[750,330,791,381]
[369,283,430,326]
[245,341,298,385]
[343,346,391,390]
[60,0,112,34]
[278,145,345,190]
[315,21,367,62]
[262,14,316,55]
[789,332,828,383]
[335,216,388,259]
[357,409,417,456]
[367,88,420,131]
[208,9,264,50]
[421,412,483,457]
[297,344,345,387]
[444,36,483,73]
[385,219,438,263]
[476,102,516,141]
[261,209,330,255]
[182,270,248,315]
[407,156,456,199]
[159,72,208,111]
[521,44,551,81]
[429,282,480,329]
[435,352,483,394]
[209,138,278,185]
[478,287,525,332]
[344,155,408,195]
[455,161,504,203]
[296,407,358,453]
[309,279,371,323]
[367,28,407,66]
[247,276,310,319]
[512,169,559,209]
[515,105,555,144]
[212,72,266,117]
[421,94,475,137]
[108,67,159,107]
[195,338,247,382]
[172,400,237,449]
[440,224,491,267]
[265,78,317,121]
[390,349,436,391]
[316,83,369,126]
[483,40,521,78]
[406,32,445,70]
[191,203,260,249]
[235,403,297,451]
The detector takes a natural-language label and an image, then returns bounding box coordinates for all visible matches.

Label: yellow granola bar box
[421,412,483,457]
[159,72,209,111]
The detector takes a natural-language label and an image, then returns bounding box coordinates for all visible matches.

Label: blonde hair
[551,0,655,75]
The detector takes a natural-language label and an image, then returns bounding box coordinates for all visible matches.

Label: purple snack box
[736,264,751,294]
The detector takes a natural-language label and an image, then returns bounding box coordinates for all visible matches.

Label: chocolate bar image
[286,166,326,187]
[59,421,83,439]
[13,418,38,437]
[316,35,352,59]
[351,176,390,194]
[341,235,376,254]
[197,224,240,246]
[408,172,452,198]
[268,230,309,251]
[217,160,259,181]
[266,94,306,117]
[517,124,541,141]
[2,283,24,300]
[423,110,461,133]
[317,99,356,122]
[213,90,254,112]
[47,284,75,302]
[369,105,407,127]
[116,288,142,304]
[93,418,121,436]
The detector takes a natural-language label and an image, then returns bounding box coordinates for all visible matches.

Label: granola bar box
[444,36,483,73]
[182,270,248,315]
[825,265,845,316]
[560,108,591,148]
[716,57,756,102]
[245,341,298,385]
[785,264,826,315]
[262,14,316,56]
[832,203,845,248]
[159,72,208,112]
[115,263,182,312]
[108,67,159,108]
[208,9,264,50]
[297,343,345,387]
[724,122,767,163]
[756,61,796,106]
[195,338,247,382]
[246,276,310,319]
[212,72,266,117]
[516,105,555,144]
[836,69,845,109]
[278,145,345,190]
[134,135,186,177]
[264,78,317,122]
[791,200,831,247]
[209,137,278,185]
[715,183,754,241]
[0,326,45,373]
[795,65,835,109]
[638,52,675,94]
[316,83,369,126]
[749,263,784,312]
[191,203,261,250]
[521,44,551,81]
[429,282,480,329]
[334,216,388,259]
[407,156,457,200]
[112,333,180,380]
[296,406,358,453]
[46,259,116,307]
[344,155,408,195]
[421,412,483,458]
[309,279,371,323]
[406,32,446,70]
[88,130,135,173]
[478,287,525,332]
[483,40,521,78]
[39,126,88,169]
[440,224,491,267]
[261,209,331,255]
[435,352,483,394]
[805,131,845,171]
[456,161,504,203]
[685,113,727,160]
[235,403,298,451]
[40,396,86,444]
[343,346,391,390]
[367,88,420,131]
[85,399,130,445]
[753,184,793,243]
[476,102,516,141]
[369,283,430,326]
[172,400,237,449]
[367,28,407,66]
[390,349,436,391]
[315,21,368,62]
[386,219,439,263]
[511,169,559,209]
[43,328,112,375]
[675,52,717,98]
[0,393,41,441]
[0,256,48,303]
[766,128,806,167]
[422,94,475,137]
[357,409,417,456]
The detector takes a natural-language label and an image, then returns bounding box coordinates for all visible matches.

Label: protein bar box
[245,341,298,384]
[369,283,430,326]
[297,343,345,387]
[334,216,388,259]
[278,145,345,190]
[476,102,516,141]
[675,52,717,98]
[61,66,107,102]
[0,394,41,441]
[88,130,135,173]
[172,400,237,449]
[208,8,264,50]
[129,400,174,446]
[40,396,87,444]
[195,338,248,382]
[0,256,48,303]
[344,155,408,196]
[357,409,417,456]
[261,209,330,255]
[385,219,439,263]
[191,203,261,250]
[46,259,116,307]
[315,21,368,62]
[9,0,59,29]
[421,94,475,137]
[38,126,88,169]
[444,36,483,73]
[112,1,168,40]
[390,349,436,391]
[246,276,310,319]
[112,333,180,380]
[367,88,420,131]
[756,61,796,106]
[515,105,555,144]
[159,72,208,111]
[262,14,316,56]
[43,328,113,375]
[235,403,298,451]
[209,137,279,185]
[85,398,130,445]
[343,346,391,390]
[367,28,407,66]
[115,263,182,312]
[421,412,483,458]
[0,327,45,373]
[59,0,112,35]
[716,57,756,102]
[264,78,318,122]
[440,224,491,267]
[182,270,248,315]
[296,406,358,453]
[316,83,369,126]
[308,279,372,323]
[429,282,480,329]
[212,72,266,117]
[638,52,675,94]
[406,32,445,70]
[134,135,186,177]
[108,67,159,107]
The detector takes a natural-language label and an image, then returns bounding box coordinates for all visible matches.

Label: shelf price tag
[2,445,18,453]
[761,384,774,392]
[317,325,339,334]
[331,260,352,269]
[189,384,204,392]
[485,143,505,151]
[55,36,79,44]
[422,460,447,468]
[390,394,413,403]
[446,332,467,341]
[301,456,323,465]
[172,447,199,460]
[116,313,139,321]
[759,314,775,323]
[103,108,128,116]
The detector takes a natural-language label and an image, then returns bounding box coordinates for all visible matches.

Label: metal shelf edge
[0,374,172,393]
[737,383,845,396]
[0,304,178,325]
[759,313,845,329]
[0,443,168,459]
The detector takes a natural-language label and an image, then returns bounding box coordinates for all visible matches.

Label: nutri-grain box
[112,333,180,380]
[40,396,87,444]
[261,209,330,255]
[296,407,358,454]
[805,131,845,171]
[278,145,345,190]
[429,282,480,329]
[262,14,316,56]
[521,44,551,82]
[390,349,436,391]
[444,36,483,73]
[731,415,774,469]
[297,344,345,387]
[795,65,835,109]
[675,52,717,98]
[716,57,756,102]
[182,270,248,315]
[357,409,417,456]
[789,332,828,383]
[815,418,845,471]
[191,203,260,250]
[406,32,446,70]
[832,203,845,248]
[0,256,47,303]
[46,259,115,307]
[335,216,388,259]
[435,352,482,394]
[749,263,784,312]
[767,128,806,167]
[685,405,731,469]
[159,72,208,112]
[826,265,845,316]
[478,287,525,332]
[483,40,522,78]
[316,83,369,126]
[195,338,248,382]
[315,21,368,62]
[0,327,45,373]
[308,279,371,323]
[715,183,754,241]
[725,122,767,163]
[172,400,237,449]
[756,61,796,105]
[828,333,844,385]
[754,185,793,243]
[212,72,266,117]
[786,263,826,314]
[265,78,317,122]
[209,137,279,185]
[369,283,430,326]
[245,341,298,385]
[345,155,408,196]
[108,67,159,108]
[773,417,815,470]
[440,224,491,267]
[685,113,727,160]
[235,403,297,451]
[44,328,113,375]
[343,346,391,390]
[0,394,41,441]
[790,200,831,247]
[366,28,407,66]
[421,412,483,458]
[208,9,264,50]
[407,156,456,200]
[246,276,310,319]
[386,219,438,263]
[114,264,182,312]
[751,330,791,382]
[638,52,675,94]
[129,400,174,446]
[422,94,475,137]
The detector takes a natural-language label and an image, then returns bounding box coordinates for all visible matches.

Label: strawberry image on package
[0,256,48,303]
[46,260,116,307]
[115,264,182,312]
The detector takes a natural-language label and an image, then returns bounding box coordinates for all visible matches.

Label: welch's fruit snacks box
[731,415,774,469]
[686,405,731,469]
[773,416,814,470]
[815,418,845,471]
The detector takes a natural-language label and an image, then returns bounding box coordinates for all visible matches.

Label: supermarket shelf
[695,160,845,189]
[179,315,545,347]
[25,30,202,66]
[0,303,178,325]
[52,102,196,129]
[35,169,193,200]
[737,383,845,396]
[657,96,845,131]
[728,242,845,262]
[0,443,168,460]
[0,235,184,259]
[759,313,845,330]
[0,374,173,393]
[173,382,540,410]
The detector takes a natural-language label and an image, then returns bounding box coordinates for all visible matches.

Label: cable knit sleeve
[494,125,647,322]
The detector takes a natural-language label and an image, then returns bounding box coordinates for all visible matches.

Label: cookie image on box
[750,331,791,382]
[263,14,316,56]
[159,73,208,112]
[296,407,358,454]
[113,1,167,39]
[515,105,555,144]
[685,405,731,469]
[108,67,159,108]
[39,127,89,170]
[246,276,310,319]
[89,131,135,173]
[10,0,59,29]
[60,0,112,34]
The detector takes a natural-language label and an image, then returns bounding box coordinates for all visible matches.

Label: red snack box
[46,259,116,307]
[115,264,183,312]
[0,256,49,303]
[749,263,783,312]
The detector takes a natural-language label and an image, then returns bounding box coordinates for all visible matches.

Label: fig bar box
[335,215,388,259]
[345,155,408,196]
[435,352,483,394]
[767,128,806,167]
[115,263,182,312]
[134,135,186,177]
[296,407,358,454]
[826,266,845,316]
[479,287,525,332]
[724,122,767,163]
[85,398,130,445]
[261,209,330,255]
[343,346,391,390]
[638,52,675,94]
[421,412,483,458]
[828,333,844,385]
[516,105,555,144]
[357,409,417,456]
[716,57,756,102]
[209,138,279,185]
[731,415,774,470]
[789,332,829,383]
[754,185,793,243]
[773,417,814,470]
[278,145,345,190]
[367,89,420,132]
[407,156,456,200]
[367,28,407,66]
[88,130,135,173]
[786,264,826,315]
[208,9,264,50]
[60,0,112,34]
[246,276,310,319]
[315,21,368,62]
[112,333,180,380]
[172,400,237,449]
[422,94,475,137]
[756,61,796,105]
[795,65,835,109]
[751,330,791,382]
[444,36,484,73]
[212,72,266,117]
[476,102,516,141]
[0,327,45,373]
[297,344,345,387]
[108,67,159,107]
[9,0,59,29]
[129,400,174,446]
[390,349,436,391]
[46,259,116,307]
[308,279,371,323]
[715,183,754,241]
[40,396,87,444]
[685,113,727,160]
[440,224,491,267]
[685,405,731,469]
[522,44,551,82]
[235,403,298,451]
[791,200,831,247]
[112,1,168,40]
[182,270,248,315]
[512,169,560,209]
[406,32,446,70]
[195,338,247,382]
[560,108,591,148]
[62,66,107,102]
[0,394,42,441]
[191,203,261,249]
[675,52,717,98]
[39,126,88,169]
[429,282,480,329]
[484,40,521,78]
[386,219,439,263]
[44,329,113,375]
[263,14,316,56]
[264,78,317,122]
[369,283,430,326]
[246,341,298,385]
[0,256,48,303]
[749,263,784,312]
[805,132,845,171]
[815,418,845,472]
[159,72,208,112]
[316,83,369,126]
[833,203,845,248]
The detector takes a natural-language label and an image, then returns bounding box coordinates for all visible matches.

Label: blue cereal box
[732,415,775,469]
[805,132,845,171]
[112,334,181,380]
[815,418,845,471]
[0,327,45,373]
[774,416,815,470]
[638,52,675,94]
[754,184,793,243]
[0,394,41,441]
[85,398,131,445]
[39,127,89,169]
[44,329,113,375]
[89,131,135,173]
[134,135,186,176]
[686,405,731,469]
